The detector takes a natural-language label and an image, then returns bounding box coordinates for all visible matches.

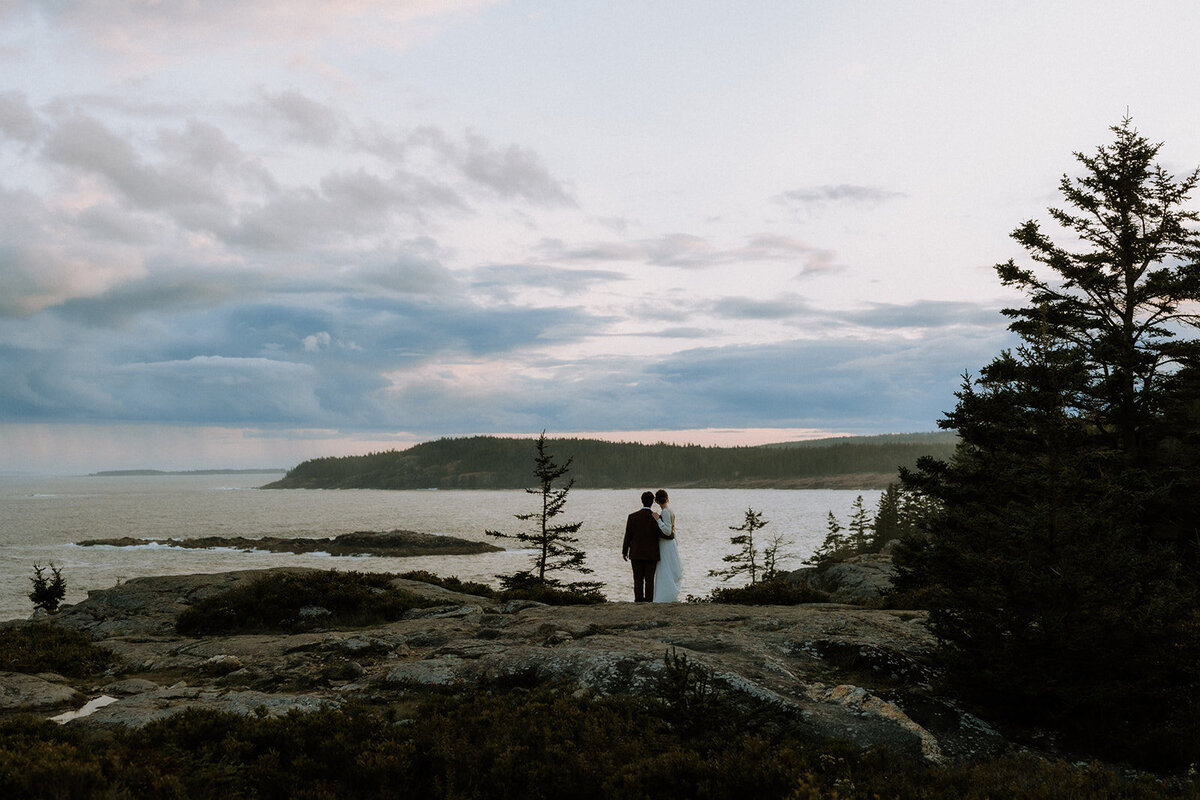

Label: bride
[652,489,683,602]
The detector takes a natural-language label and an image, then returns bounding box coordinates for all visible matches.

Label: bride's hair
[654,489,669,505]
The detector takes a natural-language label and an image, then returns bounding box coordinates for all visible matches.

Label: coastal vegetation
[894,119,1200,769]
[0,624,119,677]
[2,677,1194,799]
[709,507,781,585]
[3,565,1198,796]
[28,563,66,613]
[261,433,956,490]
[174,571,442,635]
[807,483,936,567]
[486,433,601,598]
[397,570,605,606]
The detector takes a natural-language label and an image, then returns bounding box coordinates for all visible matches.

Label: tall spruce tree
[996,117,1200,457]
[895,120,1200,768]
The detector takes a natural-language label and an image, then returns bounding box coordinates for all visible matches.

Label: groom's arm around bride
[622,490,673,603]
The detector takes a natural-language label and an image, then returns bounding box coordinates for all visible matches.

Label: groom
[622,490,672,602]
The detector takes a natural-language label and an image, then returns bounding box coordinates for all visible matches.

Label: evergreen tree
[845,495,871,553]
[760,532,794,582]
[995,117,1200,459]
[29,563,66,613]
[895,120,1200,768]
[486,433,599,593]
[806,511,849,566]
[870,484,903,550]
[710,507,769,585]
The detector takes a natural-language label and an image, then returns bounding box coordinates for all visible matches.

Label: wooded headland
[262,433,957,490]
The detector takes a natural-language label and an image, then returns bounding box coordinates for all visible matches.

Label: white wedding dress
[653,507,683,602]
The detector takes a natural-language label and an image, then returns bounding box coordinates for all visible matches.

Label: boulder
[0,671,78,711]
[68,684,333,729]
[782,553,895,604]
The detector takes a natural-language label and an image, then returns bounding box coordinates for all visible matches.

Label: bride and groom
[622,489,684,602]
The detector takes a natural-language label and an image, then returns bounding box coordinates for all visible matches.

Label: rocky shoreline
[75,529,503,557]
[0,565,1006,765]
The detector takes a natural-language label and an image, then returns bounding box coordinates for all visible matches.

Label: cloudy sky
[2,1,1199,472]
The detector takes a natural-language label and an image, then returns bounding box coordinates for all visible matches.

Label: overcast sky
[3,1,1199,472]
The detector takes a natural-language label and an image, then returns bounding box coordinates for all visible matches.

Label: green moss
[175,570,441,635]
[0,623,120,677]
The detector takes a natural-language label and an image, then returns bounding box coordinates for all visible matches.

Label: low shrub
[0,623,120,677]
[399,570,605,606]
[175,570,440,635]
[500,583,606,605]
[397,570,499,598]
[688,578,829,605]
[1,687,1194,800]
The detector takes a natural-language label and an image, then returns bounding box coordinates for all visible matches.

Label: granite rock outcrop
[0,568,1003,764]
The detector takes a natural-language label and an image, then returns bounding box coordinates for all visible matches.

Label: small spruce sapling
[29,562,66,613]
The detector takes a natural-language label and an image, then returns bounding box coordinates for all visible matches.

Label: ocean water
[0,474,881,621]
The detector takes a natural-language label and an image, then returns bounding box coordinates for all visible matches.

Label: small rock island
[76,530,503,557]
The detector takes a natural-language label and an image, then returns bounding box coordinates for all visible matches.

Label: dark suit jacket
[623,507,667,561]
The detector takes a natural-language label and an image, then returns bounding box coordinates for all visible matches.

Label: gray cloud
[703,296,1003,330]
[50,269,250,328]
[42,112,225,212]
[344,328,1017,437]
[539,233,836,271]
[227,170,466,251]
[13,1,504,68]
[469,263,627,297]
[352,252,461,296]
[710,294,813,321]
[0,90,39,141]
[647,327,714,339]
[0,278,617,428]
[405,126,575,206]
[775,184,906,206]
[0,91,577,331]
[155,118,255,174]
[257,90,341,146]
[842,300,1001,329]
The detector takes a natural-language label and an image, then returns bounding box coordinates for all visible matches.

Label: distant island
[263,433,958,491]
[91,469,287,477]
[77,530,502,557]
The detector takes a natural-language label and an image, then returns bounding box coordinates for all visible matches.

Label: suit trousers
[631,559,657,602]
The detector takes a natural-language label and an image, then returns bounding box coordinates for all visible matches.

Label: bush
[498,582,606,606]
[175,570,440,635]
[399,569,605,606]
[1,688,1195,800]
[689,578,828,605]
[28,563,66,613]
[0,623,120,677]
[398,570,499,598]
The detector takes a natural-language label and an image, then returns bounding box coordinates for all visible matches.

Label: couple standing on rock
[622,489,684,602]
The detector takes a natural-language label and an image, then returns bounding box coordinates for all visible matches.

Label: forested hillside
[262,434,956,490]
